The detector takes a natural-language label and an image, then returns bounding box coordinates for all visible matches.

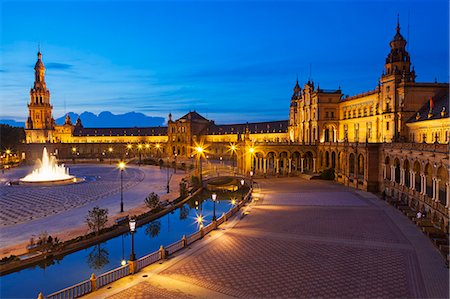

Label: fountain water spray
[20,148,75,183]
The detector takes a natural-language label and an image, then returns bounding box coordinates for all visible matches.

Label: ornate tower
[379,17,416,142]
[288,78,301,142]
[381,17,415,84]
[25,51,55,143]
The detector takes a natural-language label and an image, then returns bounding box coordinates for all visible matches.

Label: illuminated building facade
[23,21,448,229]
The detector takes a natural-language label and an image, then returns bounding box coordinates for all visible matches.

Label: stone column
[383,164,387,179]
[431,178,435,200]
[410,172,415,190]
[288,158,292,174]
[301,158,304,173]
[263,158,267,174]
[313,158,317,173]
[275,159,279,174]
[446,182,449,208]
[435,178,440,202]
[390,166,395,182]
[420,174,425,195]
[400,168,405,185]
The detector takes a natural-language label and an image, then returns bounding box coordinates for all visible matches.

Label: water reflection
[86,244,109,270]
[0,188,249,298]
[179,205,189,220]
[145,220,161,238]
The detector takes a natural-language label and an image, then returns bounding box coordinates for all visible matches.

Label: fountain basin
[19,177,84,185]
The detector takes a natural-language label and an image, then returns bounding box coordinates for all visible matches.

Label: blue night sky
[0,0,448,125]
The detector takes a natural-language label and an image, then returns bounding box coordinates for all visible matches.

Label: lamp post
[249,147,255,175]
[71,147,76,163]
[119,162,125,212]
[174,153,177,174]
[121,234,126,266]
[138,144,143,166]
[5,149,11,166]
[167,157,170,193]
[155,143,160,159]
[240,179,245,201]
[126,144,132,161]
[230,145,236,171]
[250,171,254,188]
[129,218,136,261]
[211,193,217,222]
[196,214,204,229]
[108,147,113,165]
[195,146,204,183]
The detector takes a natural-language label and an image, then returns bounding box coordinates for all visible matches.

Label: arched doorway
[424,163,433,197]
[331,151,336,169]
[437,166,448,204]
[404,160,410,187]
[385,156,391,180]
[413,161,421,191]
[358,154,364,179]
[349,153,355,176]
[394,158,401,184]
[304,151,314,173]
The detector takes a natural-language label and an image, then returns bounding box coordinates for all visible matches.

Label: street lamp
[155,143,161,158]
[166,157,170,193]
[196,214,204,229]
[250,171,254,188]
[5,149,11,166]
[230,144,237,170]
[121,234,126,266]
[71,147,77,163]
[108,147,113,165]
[195,146,204,182]
[119,161,126,212]
[138,144,143,166]
[129,218,136,261]
[249,147,255,174]
[211,193,217,221]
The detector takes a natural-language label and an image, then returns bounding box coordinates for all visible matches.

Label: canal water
[0,193,237,299]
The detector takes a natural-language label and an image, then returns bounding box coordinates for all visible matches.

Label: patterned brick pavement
[89,177,448,299]
[162,220,423,298]
[107,282,194,299]
[0,165,144,226]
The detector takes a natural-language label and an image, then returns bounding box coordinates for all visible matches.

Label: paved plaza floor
[84,177,449,299]
[0,164,185,256]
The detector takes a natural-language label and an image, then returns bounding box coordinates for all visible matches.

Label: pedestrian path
[82,177,449,299]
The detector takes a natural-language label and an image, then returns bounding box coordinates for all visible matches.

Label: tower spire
[396,13,400,33]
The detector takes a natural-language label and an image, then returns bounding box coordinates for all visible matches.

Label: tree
[86,206,109,235]
[87,244,109,270]
[179,205,189,220]
[179,179,188,198]
[144,192,160,210]
[145,220,161,238]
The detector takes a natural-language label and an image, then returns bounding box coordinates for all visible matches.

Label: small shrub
[145,192,160,210]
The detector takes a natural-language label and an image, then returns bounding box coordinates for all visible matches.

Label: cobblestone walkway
[0,165,144,226]
[108,282,194,299]
[86,178,448,299]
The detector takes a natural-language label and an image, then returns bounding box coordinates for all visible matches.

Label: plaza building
[21,20,448,230]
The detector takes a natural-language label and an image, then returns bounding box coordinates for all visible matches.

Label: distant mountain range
[0,111,166,128]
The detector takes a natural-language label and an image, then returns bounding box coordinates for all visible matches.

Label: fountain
[20,147,78,184]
